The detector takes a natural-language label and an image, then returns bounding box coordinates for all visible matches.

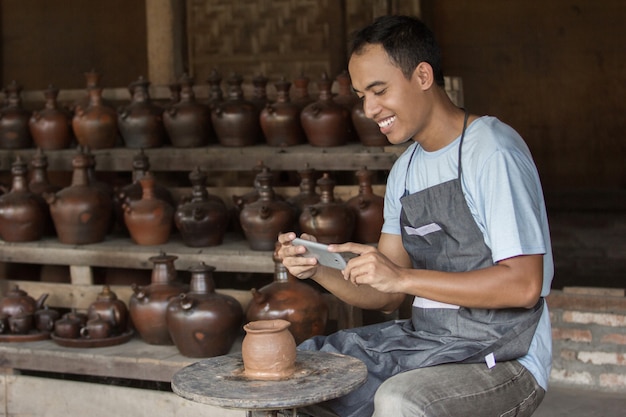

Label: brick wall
[547,287,626,392]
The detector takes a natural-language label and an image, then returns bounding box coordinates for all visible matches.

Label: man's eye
[373,89,386,96]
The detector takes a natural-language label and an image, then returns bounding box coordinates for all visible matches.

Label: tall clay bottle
[212,72,260,147]
[246,245,328,344]
[300,72,351,147]
[240,167,295,251]
[129,252,188,345]
[29,85,73,150]
[166,262,244,357]
[299,173,355,244]
[45,147,113,244]
[260,77,306,147]
[72,84,119,149]
[163,74,212,147]
[118,76,166,148]
[28,148,60,236]
[347,167,384,244]
[333,71,359,143]
[174,167,229,247]
[123,172,174,246]
[0,156,46,242]
[0,81,33,149]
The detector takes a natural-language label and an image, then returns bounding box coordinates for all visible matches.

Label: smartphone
[292,238,351,270]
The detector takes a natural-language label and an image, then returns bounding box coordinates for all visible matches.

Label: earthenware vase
[333,71,359,142]
[174,167,229,247]
[72,84,119,149]
[300,72,351,147]
[46,148,113,244]
[87,285,129,335]
[118,76,166,148]
[241,319,297,380]
[163,74,212,147]
[260,77,306,147]
[29,85,73,150]
[299,173,355,244]
[347,167,384,244]
[246,245,328,344]
[129,252,188,345]
[240,167,295,251]
[0,156,46,242]
[166,262,244,357]
[0,81,33,149]
[212,73,260,147]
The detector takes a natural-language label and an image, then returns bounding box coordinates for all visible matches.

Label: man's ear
[413,62,434,90]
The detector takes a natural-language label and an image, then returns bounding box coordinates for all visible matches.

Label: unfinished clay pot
[241,319,296,380]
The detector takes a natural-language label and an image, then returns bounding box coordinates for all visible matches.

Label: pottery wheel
[171,350,367,411]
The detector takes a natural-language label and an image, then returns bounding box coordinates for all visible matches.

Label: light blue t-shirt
[383,116,553,390]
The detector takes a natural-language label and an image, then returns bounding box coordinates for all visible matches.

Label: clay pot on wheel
[241,319,297,380]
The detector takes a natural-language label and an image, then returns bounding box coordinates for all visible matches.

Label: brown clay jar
[333,71,359,143]
[351,100,390,147]
[163,74,212,147]
[241,319,297,380]
[299,173,355,244]
[0,81,33,149]
[212,73,260,147]
[0,156,46,242]
[29,85,73,150]
[246,245,328,344]
[46,148,113,244]
[260,77,306,147]
[286,164,320,221]
[174,167,229,247]
[166,262,244,357]
[124,172,174,246]
[300,72,351,147]
[291,73,314,110]
[72,85,119,149]
[86,285,129,335]
[347,167,384,244]
[240,167,296,251]
[118,76,166,149]
[129,252,188,345]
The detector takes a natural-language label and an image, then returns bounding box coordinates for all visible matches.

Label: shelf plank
[0,235,275,274]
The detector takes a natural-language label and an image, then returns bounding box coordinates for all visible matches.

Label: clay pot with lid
[0,80,33,149]
[241,319,297,380]
[118,76,166,149]
[163,74,212,147]
[347,167,384,244]
[166,262,244,357]
[129,252,188,345]
[123,172,174,245]
[239,167,296,251]
[0,285,49,317]
[87,285,129,335]
[72,83,119,150]
[300,72,351,147]
[46,147,113,244]
[260,77,306,147]
[174,167,229,247]
[246,244,328,344]
[212,72,260,147]
[299,173,355,244]
[0,156,47,242]
[29,85,73,150]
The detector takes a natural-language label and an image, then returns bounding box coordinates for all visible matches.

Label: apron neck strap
[457,109,469,180]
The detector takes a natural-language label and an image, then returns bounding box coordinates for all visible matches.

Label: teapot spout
[35,293,49,310]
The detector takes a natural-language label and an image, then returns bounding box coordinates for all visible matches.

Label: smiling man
[278,15,553,417]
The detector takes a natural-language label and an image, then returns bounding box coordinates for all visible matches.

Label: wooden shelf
[0,143,403,172]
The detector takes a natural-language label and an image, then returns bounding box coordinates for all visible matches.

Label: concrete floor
[534,385,626,417]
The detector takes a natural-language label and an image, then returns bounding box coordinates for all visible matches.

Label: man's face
[348,44,425,145]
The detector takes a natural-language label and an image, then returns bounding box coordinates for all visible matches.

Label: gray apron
[299,112,544,417]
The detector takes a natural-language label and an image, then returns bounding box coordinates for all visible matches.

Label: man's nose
[362,96,380,119]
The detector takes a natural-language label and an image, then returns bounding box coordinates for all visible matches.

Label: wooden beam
[145,0,186,85]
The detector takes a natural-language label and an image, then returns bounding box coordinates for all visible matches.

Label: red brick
[599,373,626,390]
[602,334,626,345]
[563,311,626,327]
[552,327,593,342]
[577,351,626,366]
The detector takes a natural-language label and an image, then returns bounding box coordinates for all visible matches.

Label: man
[278,15,552,417]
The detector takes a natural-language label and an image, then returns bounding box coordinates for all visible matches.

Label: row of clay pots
[0,70,390,151]
[0,148,384,249]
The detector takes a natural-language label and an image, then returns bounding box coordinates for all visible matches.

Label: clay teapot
[29,85,73,150]
[87,285,129,335]
[346,167,384,244]
[72,83,119,150]
[0,80,33,149]
[54,314,82,339]
[299,173,355,244]
[129,252,188,345]
[212,72,260,147]
[80,314,113,339]
[0,156,47,242]
[166,262,244,357]
[118,76,166,149]
[260,77,307,147]
[241,319,297,380]
[174,167,229,247]
[0,285,49,317]
[246,244,328,344]
[8,309,34,334]
[34,305,60,332]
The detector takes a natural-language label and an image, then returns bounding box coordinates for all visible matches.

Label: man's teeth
[378,117,395,128]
